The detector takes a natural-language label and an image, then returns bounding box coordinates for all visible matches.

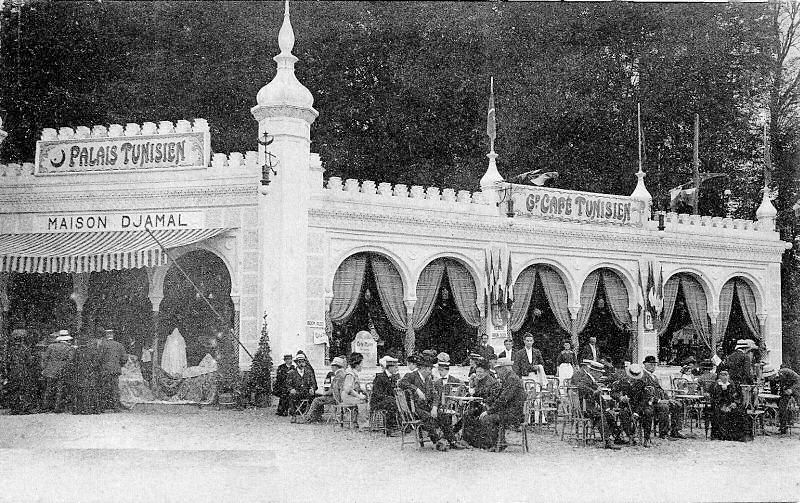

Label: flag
[530,171,559,186]
[487,77,496,149]
[645,262,655,316]
[636,260,646,313]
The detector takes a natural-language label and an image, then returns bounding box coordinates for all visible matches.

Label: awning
[0,228,232,274]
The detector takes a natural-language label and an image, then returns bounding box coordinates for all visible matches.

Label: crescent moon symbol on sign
[50,149,66,168]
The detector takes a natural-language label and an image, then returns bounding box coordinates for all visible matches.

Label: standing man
[763,364,800,435]
[497,338,515,360]
[579,336,600,363]
[512,332,544,378]
[641,355,685,439]
[274,354,294,416]
[72,331,103,415]
[724,339,755,385]
[479,358,526,451]
[286,353,317,417]
[41,330,75,413]
[475,334,496,362]
[98,329,128,411]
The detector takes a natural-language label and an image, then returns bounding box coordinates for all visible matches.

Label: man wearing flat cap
[41,330,75,413]
[274,354,294,416]
[723,339,756,385]
[764,364,800,434]
[370,355,400,426]
[306,356,346,423]
[479,358,525,451]
[286,352,318,418]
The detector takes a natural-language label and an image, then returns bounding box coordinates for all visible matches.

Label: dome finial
[278,0,295,57]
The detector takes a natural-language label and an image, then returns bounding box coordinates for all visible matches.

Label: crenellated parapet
[39,119,210,141]
[209,151,261,176]
[323,176,492,208]
[658,212,774,235]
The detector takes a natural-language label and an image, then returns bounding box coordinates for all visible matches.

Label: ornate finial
[278,0,295,57]
[481,77,503,189]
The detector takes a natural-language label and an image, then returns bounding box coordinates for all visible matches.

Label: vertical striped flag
[487,77,496,151]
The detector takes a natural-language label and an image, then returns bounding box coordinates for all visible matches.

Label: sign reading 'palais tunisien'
[33,211,206,233]
[510,184,646,227]
[34,131,209,174]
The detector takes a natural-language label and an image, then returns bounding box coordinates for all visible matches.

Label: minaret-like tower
[251,0,318,361]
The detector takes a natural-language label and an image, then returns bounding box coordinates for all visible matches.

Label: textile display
[412,260,445,330]
[657,277,680,337]
[715,281,736,350]
[118,355,155,408]
[572,271,600,337]
[161,328,188,377]
[538,267,573,339]
[445,260,481,327]
[329,254,367,323]
[735,280,761,338]
[602,271,633,330]
[508,267,536,332]
[681,276,712,350]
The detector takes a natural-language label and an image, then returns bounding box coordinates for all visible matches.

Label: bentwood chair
[394,388,425,449]
[495,399,530,453]
[328,389,357,429]
[741,385,766,437]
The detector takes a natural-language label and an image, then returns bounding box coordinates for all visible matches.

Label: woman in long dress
[340,352,369,428]
[709,369,750,441]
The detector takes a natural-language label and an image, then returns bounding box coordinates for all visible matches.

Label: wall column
[403,299,416,358]
[71,272,89,333]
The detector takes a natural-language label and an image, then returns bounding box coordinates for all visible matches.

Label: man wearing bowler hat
[642,355,685,439]
[98,329,128,411]
[479,358,525,451]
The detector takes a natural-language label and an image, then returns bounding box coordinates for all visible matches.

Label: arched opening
[329,252,405,361]
[82,268,151,355]
[414,258,480,364]
[510,264,572,373]
[578,269,634,367]
[658,273,712,365]
[160,250,234,376]
[718,278,762,356]
[8,272,74,344]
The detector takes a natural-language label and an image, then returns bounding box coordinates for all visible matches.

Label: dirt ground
[0,406,798,503]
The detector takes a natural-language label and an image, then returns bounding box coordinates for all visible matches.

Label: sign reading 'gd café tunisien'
[511,185,645,226]
[34,130,209,174]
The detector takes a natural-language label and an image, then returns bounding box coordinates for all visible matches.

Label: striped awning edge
[0,228,232,274]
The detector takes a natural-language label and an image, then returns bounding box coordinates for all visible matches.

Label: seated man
[399,354,464,451]
[286,353,318,417]
[434,353,469,447]
[306,356,346,423]
[479,358,525,451]
[572,359,623,449]
[369,355,400,428]
[610,363,654,447]
[463,360,498,449]
[642,355,685,439]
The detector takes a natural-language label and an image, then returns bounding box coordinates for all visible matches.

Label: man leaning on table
[763,364,800,434]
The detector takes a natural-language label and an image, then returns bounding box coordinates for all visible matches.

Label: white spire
[255,0,314,109]
[480,78,503,189]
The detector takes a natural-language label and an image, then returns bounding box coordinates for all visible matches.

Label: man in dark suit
[497,338,515,360]
[724,339,755,385]
[642,355,685,439]
[475,334,496,362]
[479,358,525,451]
[512,332,544,378]
[369,355,400,426]
[579,336,600,363]
[98,329,128,411]
[286,353,317,417]
[399,355,462,451]
[573,359,622,449]
[41,330,75,413]
[274,354,293,416]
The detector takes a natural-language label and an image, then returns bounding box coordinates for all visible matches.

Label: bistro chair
[368,409,389,437]
[741,385,766,437]
[327,388,357,429]
[533,382,558,434]
[787,397,800,436]
[394,388,426,449]
[494,399,530,453]
[560,387,595,447]
[289,397,312,423]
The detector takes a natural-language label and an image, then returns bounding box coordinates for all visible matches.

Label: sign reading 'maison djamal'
[35,131,209,174]
[512,185,645,226]
[34,211,206,233]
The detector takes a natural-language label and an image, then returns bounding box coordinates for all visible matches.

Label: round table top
[674,394,704,400]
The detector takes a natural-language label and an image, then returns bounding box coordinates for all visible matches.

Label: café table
[673,393,705,433]
[442,395,483,423]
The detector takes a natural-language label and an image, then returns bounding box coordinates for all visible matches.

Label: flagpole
[763,119,771,189]
[692,113,700,215]
[489,76,495,154]
[637,103,643,174]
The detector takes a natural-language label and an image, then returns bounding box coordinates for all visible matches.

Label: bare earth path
[0,408,798,503]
